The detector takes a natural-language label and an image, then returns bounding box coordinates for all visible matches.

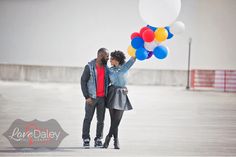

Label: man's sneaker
[94,138,103,148]
[83,139,90,148]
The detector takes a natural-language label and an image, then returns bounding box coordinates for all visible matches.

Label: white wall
[0,0,235,70]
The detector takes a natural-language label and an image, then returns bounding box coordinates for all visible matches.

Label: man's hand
[123,88,128,95]
[86,98,93,105]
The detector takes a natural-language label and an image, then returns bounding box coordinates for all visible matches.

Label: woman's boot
[103,135,111,148]
[114,138,120,149]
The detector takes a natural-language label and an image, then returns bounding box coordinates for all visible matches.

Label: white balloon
[139,0,181,27]
[144,41,159,52]
[170,21,185,35]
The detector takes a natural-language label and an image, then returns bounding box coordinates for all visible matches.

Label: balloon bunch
[127,0,185,61]
[128,22,185,61]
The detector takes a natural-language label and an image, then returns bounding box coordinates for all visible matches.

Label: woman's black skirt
[106,85,133,111]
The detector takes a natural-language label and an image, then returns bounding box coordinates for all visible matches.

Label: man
[81,48,109,148]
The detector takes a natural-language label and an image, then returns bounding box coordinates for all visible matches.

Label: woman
[103,50,136,149]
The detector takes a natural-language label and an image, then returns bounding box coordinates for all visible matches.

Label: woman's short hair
[110,50,126,65]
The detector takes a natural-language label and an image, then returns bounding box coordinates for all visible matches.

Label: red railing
[190,70,236,92]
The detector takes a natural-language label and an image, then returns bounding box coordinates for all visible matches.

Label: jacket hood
[88,59,96,66]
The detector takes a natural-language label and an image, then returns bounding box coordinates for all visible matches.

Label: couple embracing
[81,48,136,149]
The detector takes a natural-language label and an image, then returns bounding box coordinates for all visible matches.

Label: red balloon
[142,29,155,42]
[139,27,151,37]
[131,32,141,40]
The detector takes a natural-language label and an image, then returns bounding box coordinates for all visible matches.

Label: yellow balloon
[154,28,168,42]
[127,45,136,57]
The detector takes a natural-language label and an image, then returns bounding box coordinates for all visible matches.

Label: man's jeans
[82,97,106,140]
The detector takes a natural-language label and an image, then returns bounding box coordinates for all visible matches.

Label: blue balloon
[153,45,168,59]
[147,25,157,32]
[165,26,174,39]
[131,37,144,49]
[136,48,148,61]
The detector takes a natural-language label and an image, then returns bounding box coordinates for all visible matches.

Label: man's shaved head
[97,48,108,56]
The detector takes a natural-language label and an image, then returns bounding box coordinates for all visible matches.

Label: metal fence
[190,70,236,92]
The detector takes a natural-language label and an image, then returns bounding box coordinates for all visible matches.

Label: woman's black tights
[108,109,124,139]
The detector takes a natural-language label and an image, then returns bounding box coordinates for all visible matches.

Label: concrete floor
[0,81,236,156]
